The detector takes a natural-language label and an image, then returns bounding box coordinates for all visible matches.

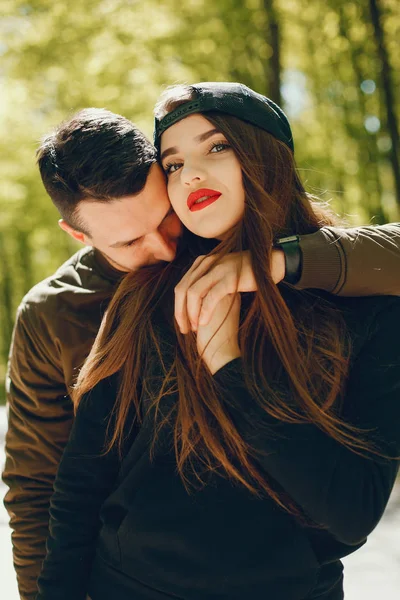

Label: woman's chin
[182,220,233,240]
[190,228,228,240]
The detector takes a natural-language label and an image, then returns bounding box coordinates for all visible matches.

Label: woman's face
[160,114,245,239]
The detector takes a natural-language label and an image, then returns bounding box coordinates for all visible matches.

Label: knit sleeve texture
[297,223,400,296]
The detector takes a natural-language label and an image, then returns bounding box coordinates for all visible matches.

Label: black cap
[154,82,294,152]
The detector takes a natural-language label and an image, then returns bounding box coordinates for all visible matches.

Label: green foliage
[0,0,399,402]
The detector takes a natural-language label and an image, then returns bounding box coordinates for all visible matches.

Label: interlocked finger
[185,266,232,329]
[174,255,218,333]
[198,277,238,327]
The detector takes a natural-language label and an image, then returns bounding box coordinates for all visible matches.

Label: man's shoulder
[18,247,117,322]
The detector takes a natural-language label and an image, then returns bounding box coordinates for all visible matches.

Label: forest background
[0,0,399,402]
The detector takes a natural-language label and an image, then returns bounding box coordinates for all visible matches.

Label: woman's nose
[180,163,206,186]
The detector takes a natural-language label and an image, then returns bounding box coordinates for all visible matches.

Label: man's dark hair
[37,108,157,235]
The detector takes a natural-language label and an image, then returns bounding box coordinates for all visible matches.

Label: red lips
[187,188,222,212]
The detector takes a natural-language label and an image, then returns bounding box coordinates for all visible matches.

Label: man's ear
[58,219,90,245]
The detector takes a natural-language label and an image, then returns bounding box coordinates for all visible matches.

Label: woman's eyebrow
[160,128,220,162]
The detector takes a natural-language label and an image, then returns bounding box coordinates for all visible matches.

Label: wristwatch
[275,235,302,285]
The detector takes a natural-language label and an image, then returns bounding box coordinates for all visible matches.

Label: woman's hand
[196,292,241,375]
[174,250,284,334]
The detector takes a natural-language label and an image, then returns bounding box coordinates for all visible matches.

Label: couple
[3,82,400,600]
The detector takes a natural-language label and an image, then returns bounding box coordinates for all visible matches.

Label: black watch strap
[275,235,302,285]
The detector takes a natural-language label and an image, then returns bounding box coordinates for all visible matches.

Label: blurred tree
[369,0,400,206]
[0,231,14,366]
[263,0,282,105]
[335,0,386,222]
[0,0,399,402]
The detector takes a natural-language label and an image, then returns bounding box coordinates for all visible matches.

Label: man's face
[65,164,182,272]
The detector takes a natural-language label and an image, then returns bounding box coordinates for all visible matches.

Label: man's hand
[174,249,285,333]
[196,293,241,375]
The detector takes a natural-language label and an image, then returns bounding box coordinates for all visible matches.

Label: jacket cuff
[295,229,344,292]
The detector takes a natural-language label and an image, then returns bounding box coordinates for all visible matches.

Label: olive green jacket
[2,223,400,600]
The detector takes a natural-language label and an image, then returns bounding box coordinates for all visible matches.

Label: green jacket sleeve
[296,223,400,296]
[2,302,74,600]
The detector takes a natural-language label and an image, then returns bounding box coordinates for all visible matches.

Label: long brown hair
[74,85,373,517]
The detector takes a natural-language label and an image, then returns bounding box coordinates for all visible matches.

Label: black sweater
[36,294,400,600]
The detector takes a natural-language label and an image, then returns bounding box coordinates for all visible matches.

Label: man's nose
[148,231,177,262]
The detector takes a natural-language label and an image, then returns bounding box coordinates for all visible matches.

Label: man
[2,107,400,600]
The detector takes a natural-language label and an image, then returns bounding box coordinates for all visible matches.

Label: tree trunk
[263,0,282,105]
[336,3,386,223]
[17,229,34,295]
[0,231,15,365]
[369,0,400,207]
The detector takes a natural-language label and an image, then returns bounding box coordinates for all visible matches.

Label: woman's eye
[210,142,231,153]
[164,162,182,175]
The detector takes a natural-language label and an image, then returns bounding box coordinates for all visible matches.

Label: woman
[36,83,400,600]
